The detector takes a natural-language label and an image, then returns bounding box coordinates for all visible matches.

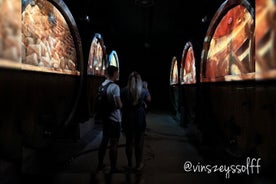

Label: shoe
[136,163,144,171]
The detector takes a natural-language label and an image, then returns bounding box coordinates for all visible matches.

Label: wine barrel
[0,0,22,162]
[198,0,255,156]
[253,0,276,163]
[169,56,180,117]
[179,42,197,126]
[0,0,84,151]
[86,33,107,117]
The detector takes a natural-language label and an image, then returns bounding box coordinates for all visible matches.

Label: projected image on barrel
[255,0,276,79]
[87,33,106,76]
[201,0,255,82]
[21,0,79,75]
[0,0,21,64]
[180,42,196,85]
[108,50,120,79]
[170,56,179,85]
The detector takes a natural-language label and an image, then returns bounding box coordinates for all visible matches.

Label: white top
[102,79,122,122]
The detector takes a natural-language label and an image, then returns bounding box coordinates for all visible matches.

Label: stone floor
[12,111,275,184]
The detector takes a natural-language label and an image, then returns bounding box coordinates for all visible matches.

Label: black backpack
[94,81,115,123]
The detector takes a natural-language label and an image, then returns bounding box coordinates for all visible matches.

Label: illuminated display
[87,33,106,76]
[0,0,21,63]
[201,0,254,82]
[21,0,79,75]
[108,50,119,79]
[170,56,179,85]
[0,0,80,75]
[180,42,196,84]
[108,50,119,68]
[255,0,276,79]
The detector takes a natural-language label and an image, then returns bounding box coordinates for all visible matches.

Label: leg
[98,136,109,170]
[109,120,121,172]
[109,138,119,171]
[125,135,134,168]
[135,132,145,170]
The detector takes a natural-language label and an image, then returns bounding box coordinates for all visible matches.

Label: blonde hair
[127,71,143,106]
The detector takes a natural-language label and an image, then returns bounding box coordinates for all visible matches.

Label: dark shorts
[102,119,121,139]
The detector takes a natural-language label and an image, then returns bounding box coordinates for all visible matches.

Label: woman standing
[121,72,151,171]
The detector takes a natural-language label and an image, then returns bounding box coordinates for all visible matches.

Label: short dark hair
[106,65,118,77]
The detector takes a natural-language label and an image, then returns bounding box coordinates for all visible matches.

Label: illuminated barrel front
[87,33,107,76]
[0,0,22,162]
[0,0,83,151]
[253,0,276,161]
[198,0,255,155]
[108,50,120,74]
[180,42,196,85]
[0,0,20,63]
[108,50,120,79]
[200,0,255,82]
[255,0,276,79]
[179,42,197,126]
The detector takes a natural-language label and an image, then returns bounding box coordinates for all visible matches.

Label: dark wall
[62,0,229,111]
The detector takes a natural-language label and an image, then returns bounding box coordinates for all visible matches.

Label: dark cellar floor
[3,111,275,184]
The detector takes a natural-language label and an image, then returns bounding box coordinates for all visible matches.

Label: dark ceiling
[63,0,254,110]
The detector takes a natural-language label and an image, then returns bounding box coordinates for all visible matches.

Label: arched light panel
[200,0,255,82]
[180,41,196,84]
[170,56,179,85]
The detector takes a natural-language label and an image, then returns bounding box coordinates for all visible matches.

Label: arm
[115,96,123,109]
[143,81,151,103]
[146,93,151,103]
[113,84,123,109]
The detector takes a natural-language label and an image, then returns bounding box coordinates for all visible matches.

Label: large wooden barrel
[169,56,180,117]
[253,0,276,162]
[0,0,84,154]
[198,0,256,156]
[86,33,107,117]
[0,0,22,164]
[179,42,197,126]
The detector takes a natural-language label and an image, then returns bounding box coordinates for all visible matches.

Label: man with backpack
[96,65,123,173]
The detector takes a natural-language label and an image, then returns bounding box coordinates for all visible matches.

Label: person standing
[97,65,122,173]
[121,72,151,171]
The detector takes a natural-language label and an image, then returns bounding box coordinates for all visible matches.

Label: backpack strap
[100,81,113,93]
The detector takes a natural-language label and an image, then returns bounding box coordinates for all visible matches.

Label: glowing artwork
[0,0,21,63]
[180,42,196,84]
[201,0,254,82]
[21,0,79,75]
[108,50,119,68]
[108,50,119,79]
[170,56,179,85]
[255,0,276,79]
[87,33,106,76]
